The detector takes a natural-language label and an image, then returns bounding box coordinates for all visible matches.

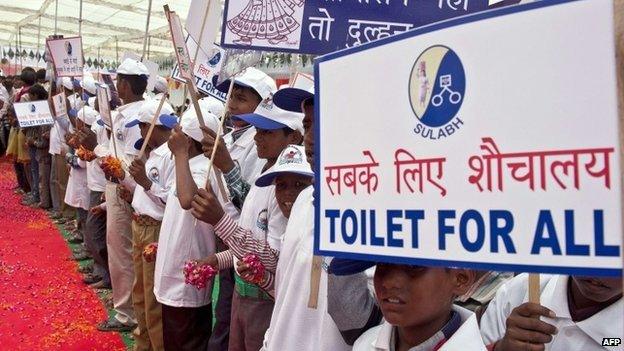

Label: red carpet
[0,160,125,350]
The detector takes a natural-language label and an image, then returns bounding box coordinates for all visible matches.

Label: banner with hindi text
[314,0,622,276]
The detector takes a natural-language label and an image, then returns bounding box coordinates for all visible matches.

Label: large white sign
[14,100,54,127]
[314,0,622,276]
[46,37,84,77]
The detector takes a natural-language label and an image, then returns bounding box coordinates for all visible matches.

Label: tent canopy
[0,0,219,60]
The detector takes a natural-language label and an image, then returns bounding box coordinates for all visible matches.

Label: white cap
[117,58,149,76]
[232,97,303,134]
[255,145,313,187]
[219,67,276,100]
[126,98,175,127]
[77,106,99,126]
[61,77,73,90]
[154,76,168,94]
[178,107,219,142]
[81,77,97,95]
[198,96,225,118]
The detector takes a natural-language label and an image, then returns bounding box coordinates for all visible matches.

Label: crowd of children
[0,57,621,351]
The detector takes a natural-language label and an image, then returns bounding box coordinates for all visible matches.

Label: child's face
[374,265,473,329]
[274,174,312,218]
[572,276,623,303]
[228,86,261,127]
[254,128,298,160]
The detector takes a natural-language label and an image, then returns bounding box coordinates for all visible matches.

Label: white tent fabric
[0,0,222,60]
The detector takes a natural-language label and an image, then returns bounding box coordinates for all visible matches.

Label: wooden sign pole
[137,93,168,159]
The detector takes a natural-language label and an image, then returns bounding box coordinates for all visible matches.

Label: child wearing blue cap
[123,98,177,351]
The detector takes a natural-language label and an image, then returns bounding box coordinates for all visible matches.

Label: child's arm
[169,126,198,209]
[488,303,556,351]
[480,275,557,351]
[191,187,280,271]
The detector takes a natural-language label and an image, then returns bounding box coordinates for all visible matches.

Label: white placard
[186,0,222,54]
[14,100,54,127]
[171,39,227,101]
[167,10,194,81]
[315,0,622,276]
[96,84,112,127]
[46,37,84,77]
[52,92,67,117]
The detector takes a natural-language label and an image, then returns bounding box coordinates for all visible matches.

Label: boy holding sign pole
[124,97,176,351]
[97,57,149,333]
[480,274,622,351]
[153,107,223,351]
[199,67,275,350]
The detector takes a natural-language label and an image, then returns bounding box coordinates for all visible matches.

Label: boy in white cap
[123,98,176,351]
[190,144,314,289]
[48,81,73,223]
[97,57,149,333]
[152,107,223,351]
[257,84,350,351]
[152,76,168,98]
[82,108,112,290]
[201,66,276,350]
[196,98,303,351]
[64,106,98,262]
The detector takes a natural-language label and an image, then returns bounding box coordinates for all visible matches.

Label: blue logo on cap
[409,45,465,140]
[30,104,36,113]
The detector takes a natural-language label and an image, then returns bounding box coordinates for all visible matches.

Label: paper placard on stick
[291,72,314,90]
[14,101,54,127]
[96,84,112,127]
[52,92,68,118]
[167,9,194,82]
[314,0,622,277]
[171,38,227,101]
[46,37,84,77]
[186,0,222,56]
[217,48,263,85]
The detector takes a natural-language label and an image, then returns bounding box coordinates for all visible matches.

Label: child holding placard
[480,274,623,351]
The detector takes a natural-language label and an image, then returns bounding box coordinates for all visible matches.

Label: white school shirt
[131,143,175,221]
[234,165,288,271]
[0,85,9,119]
[108,100,145,191]
[49,116,71,156]
[86,123,108,192]
[64,126,89,211]
[480,274,623,351]
[261,186,350,351]
[110,100,144,163]
[353,306,486,351]
[237,165,287,245]
[224,126,265,184]
[153,154,220,308]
